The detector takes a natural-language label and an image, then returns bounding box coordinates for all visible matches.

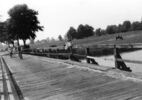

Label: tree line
[65,24,94,41]
[65,20,142,41]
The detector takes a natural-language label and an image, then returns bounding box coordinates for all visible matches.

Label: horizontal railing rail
[1,57,25,100]
[8,43,142,72]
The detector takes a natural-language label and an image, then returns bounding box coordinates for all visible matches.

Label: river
[82,50,142,73]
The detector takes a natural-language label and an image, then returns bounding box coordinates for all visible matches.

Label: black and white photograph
[0,0,142,100]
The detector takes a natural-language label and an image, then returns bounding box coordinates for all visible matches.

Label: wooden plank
[114,45,118,68]
[1,57,25,100]
[0,58,9,100]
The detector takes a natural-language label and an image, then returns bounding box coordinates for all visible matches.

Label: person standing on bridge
[8,46,13,58]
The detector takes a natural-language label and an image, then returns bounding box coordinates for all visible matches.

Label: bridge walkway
[3,54,142,100]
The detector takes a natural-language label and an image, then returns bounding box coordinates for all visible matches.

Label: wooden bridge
[1,43,142,99]
[1,54,142,100]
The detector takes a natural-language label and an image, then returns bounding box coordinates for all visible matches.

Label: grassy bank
[32,30,142,49]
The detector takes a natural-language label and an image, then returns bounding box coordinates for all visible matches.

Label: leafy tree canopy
[8,4,43,45]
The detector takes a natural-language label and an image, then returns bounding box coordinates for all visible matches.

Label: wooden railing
[20,43,142,72]
[0,56,25,100]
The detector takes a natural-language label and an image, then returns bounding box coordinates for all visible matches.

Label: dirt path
[3,54,142,100]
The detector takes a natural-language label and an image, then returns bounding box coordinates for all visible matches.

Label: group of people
[64,41,72,50]
[8,46,17,57]
[116,35,123,40]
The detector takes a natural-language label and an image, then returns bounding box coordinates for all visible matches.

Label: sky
[0,0,142,41]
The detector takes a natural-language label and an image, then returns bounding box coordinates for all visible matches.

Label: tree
[58,35,63,41]
[131,21,142,31]
[95,28,106,36]
[7,4,43,59]
[0,21,15,47]
[0,22,7,43]
[5,19,17,46]
[117,24,123,33]
[95,28,101,36]
[122,20,131,32]
[66,27,77,41]
[8,4,43,47]
[106,25,117,34]
[77,24,94,39]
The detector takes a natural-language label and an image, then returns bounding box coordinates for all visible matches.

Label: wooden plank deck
[3,54,142,100]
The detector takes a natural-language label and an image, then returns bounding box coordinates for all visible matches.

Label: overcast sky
[0,0,142,40]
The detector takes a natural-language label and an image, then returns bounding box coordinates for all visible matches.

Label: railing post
[86,48,90,63]
[48,49,51,58]
[69,47,73,60]
[56,49,59,59]
[86,48,90,56]
[114,45,118,68]
[113,45,132,72]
